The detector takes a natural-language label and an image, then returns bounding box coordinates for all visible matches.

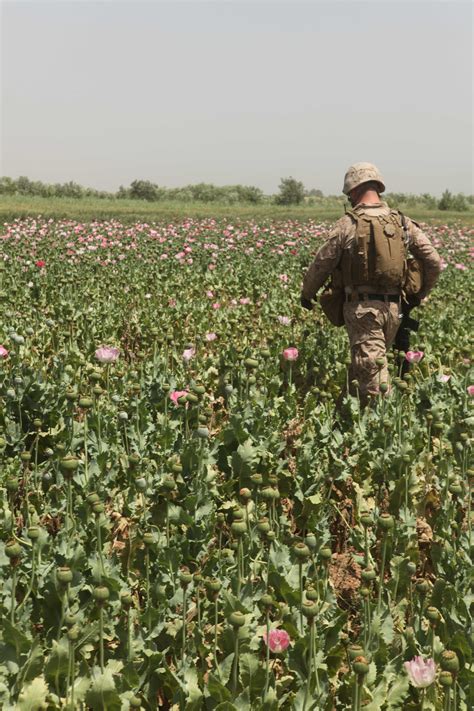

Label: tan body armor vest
[341,209,406,292]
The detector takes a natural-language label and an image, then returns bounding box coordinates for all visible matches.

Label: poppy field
[0,216,472,710]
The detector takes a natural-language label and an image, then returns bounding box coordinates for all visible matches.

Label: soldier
[301,162,441,403]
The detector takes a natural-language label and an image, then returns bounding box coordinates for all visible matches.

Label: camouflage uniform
[302,202,441,397]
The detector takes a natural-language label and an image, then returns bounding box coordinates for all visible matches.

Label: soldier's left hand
[300,296,313,311]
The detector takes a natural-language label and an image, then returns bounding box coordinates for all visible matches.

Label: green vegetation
[0,194,472,225]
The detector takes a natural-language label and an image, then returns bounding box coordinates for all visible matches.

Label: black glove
[300,296,313,311]
[406,295,422,309]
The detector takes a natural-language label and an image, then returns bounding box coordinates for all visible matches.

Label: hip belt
[346,292,400,303]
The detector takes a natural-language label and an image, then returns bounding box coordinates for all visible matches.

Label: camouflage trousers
[343,301,401,398]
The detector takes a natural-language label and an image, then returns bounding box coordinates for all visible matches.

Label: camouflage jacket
[301,202,441,301]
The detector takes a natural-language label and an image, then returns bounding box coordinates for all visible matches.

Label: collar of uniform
[354,201,387,210]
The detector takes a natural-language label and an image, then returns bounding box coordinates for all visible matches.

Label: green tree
[275,177,305,205]
[129,180,160,201]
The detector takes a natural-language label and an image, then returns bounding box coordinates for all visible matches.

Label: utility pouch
[319,267,345,327]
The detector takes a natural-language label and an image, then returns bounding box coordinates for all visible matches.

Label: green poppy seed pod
[197,414,207,424]
[459,432,469,442]
[268,473,278,485]
[79,397,93,409]
[353,656,370,676]
[402,454,411,463]
[306,586,318,601]
[257,517,271,534]
[229,611,246,628]
[440,651,459,674]
[360,587,371,598]
[233,507,245,521]
[250,473,263,486]
[86,492,100,506]
[93,385,103,396]
[179,569,193,587]
[92,502,104,515]
[425,606,441,623]
[64,612,78,627]
[205,578,222,593]
[416,579,430,594]
[60,455,80,472]
[120,590,133,607]
[293,542,311,560]
[44,447,54,459]
[162,476,176,491]
[247,375,256,385]
[13,375,23,385]
[301,601,318,619]
[261,348,271,358]
[6,476,19,492]
[193,384,206,395]
[379,382,389,394]
[266,530,276,542]
[231,520,247,537]
[239,487,252,501]
[244,358,259,369]
[193,572,203,585]
[67,625,80,641]
[171,462,183,474]
[347,644,365,661]
[432,421,443,432]
[93,585,110,603]
[216,512,226,526]
[5,540,22,559]
[378,513,394,531]
[260,594,274,609]
[118,411,129,421]
[56,566,73,584]
[319,546,332,561]
[186,393,199,405]
[56,444,66,454]
[129,696,142,709]
[27,525,41,541]
[142,532,155,546]
[361,567,376,582]
[407,561,417,575]
[134,477,146,491]
[260,486,274,500]
[6,388,16,399]
[360,512,373,528]
[33,418,42,430]
[439,671,453,688]
[224,384,234,395]
[375,357,385,369]
[128,453,140,467]
[196,426,209,439]
[305,534,317,550]
[20,451,32,462]
[449,481,463,496]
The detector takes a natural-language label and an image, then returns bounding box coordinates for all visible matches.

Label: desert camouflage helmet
[342,162,386,195]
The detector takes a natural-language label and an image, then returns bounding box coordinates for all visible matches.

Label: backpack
[341,208,407,292]
[318,209,423,326]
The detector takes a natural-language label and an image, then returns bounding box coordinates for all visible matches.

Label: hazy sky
[1,0,472,195]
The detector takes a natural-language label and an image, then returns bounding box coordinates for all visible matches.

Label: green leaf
[183,667,203,710]
[85,666,121,709]
[386,674,410,709]
[44,639,69,683]
[17,676,49,711]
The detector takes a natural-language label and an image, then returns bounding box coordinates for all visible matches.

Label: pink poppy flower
[170,390,188,406]
[0,345,9,358]
[278,316,291,326]
[206,332,217,342]
[182,347,195,362]
[35,259,46,268]
[454,263,467,271]
[279,273,289,283]
[467,385,474,397]
[437,374,451,383]
[404,656,436,688]
[95,346,120,363]
[263,629,290,653]
[239,297,251,305]
[283,347,299,361]
[405,350,424,364]
[212,302,221,310]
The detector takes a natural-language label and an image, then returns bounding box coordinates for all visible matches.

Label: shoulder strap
[398,210,410,250]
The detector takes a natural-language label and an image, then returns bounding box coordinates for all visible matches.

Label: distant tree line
[0,175,471,210]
